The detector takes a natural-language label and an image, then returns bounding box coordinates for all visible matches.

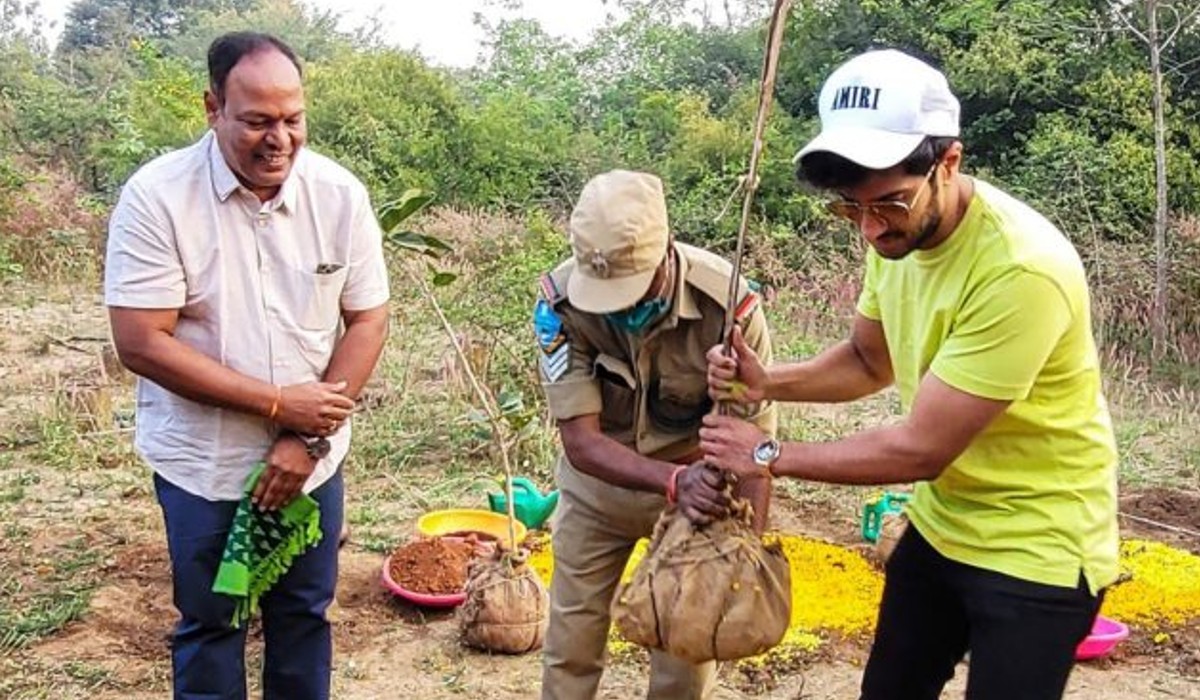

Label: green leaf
[378,189,436,232]
[432,271,458,287]
[384,230,453,257]
[497,388,524,414]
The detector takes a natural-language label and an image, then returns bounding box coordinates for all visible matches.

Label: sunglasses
[825,162,940,223]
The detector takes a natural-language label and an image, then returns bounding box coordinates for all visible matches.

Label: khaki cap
[567,170,669,314]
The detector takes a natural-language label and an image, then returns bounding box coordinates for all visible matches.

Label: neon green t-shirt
[856,179,1119,594]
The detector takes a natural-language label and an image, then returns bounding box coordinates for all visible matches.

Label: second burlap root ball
[458,548,549,654]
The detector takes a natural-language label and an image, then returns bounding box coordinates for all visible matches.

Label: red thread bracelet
[665,465,688,504]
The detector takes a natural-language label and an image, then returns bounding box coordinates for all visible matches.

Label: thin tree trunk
[1148,0,1170,362]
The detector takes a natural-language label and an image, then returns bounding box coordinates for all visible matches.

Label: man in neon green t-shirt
[699,49,1118,700]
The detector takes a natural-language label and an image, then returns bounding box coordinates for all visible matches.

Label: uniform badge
[534,299,569,382]
[589,249,611,278]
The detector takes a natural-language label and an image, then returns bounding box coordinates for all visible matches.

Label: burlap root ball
[612,499,792,663]
[457,548,549,654]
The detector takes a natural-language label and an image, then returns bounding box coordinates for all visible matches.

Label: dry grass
[1084,215,1200,377]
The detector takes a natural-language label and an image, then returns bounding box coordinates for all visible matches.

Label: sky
[325,0,622,67]
[26,1,735,68]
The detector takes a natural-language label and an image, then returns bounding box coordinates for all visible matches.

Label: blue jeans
[155,469,344,700]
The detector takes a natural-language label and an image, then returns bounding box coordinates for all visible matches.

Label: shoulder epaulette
[539,259,574,306]
[734,290,760,321]
[679,243,757,317]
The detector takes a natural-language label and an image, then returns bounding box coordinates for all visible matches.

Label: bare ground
[2,289,1199,699]
[8,527,1199,699]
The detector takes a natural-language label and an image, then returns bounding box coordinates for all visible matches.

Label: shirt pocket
[647,355,712,433]
[288,266,348,331]
[594,353,636,438]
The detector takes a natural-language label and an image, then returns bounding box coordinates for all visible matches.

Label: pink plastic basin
[380,553,467,608]
[1074,614,1129,660]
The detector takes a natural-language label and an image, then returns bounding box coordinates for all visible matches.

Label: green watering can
[861,491,910,543]
[487,477,559,530]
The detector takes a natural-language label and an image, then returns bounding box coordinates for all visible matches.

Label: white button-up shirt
[105,130,390,501]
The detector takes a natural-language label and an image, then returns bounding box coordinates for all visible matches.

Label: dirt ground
[17,522,1200,700]
[3,289,1200,699]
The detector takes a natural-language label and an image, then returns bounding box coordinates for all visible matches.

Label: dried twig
[402,263,521,553]
[45,334,92,354]
[1118,510,1200,538]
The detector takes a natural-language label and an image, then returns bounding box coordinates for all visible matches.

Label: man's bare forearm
[560,416,676,495]
[766,340,891,403]
[112,314,276,417]
[733,473,770,532]
[774,425,945,485]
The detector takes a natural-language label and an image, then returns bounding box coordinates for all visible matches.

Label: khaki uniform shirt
[536,242,776,471]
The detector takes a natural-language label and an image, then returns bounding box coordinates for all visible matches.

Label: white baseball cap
[794,49,960,170]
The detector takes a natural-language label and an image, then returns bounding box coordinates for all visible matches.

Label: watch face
[308,437,331,460]
[754,439,780,465]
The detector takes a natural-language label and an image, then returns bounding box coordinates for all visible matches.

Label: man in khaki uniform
[535,170,777,699]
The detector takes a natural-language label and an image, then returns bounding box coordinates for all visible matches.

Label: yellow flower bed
[739,535,882,668]
[1101,539,1200,629]
[526,533,1200,666]
[771,535,883,636]
[526,533,883,662]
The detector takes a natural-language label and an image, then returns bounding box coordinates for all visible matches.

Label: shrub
[0,158,105,281]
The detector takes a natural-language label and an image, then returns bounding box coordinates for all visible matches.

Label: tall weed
[1083,214,1200,382]
[0,158,105,282]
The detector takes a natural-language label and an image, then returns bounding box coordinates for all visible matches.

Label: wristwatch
[295,433,331,461]
[752,438,781,477]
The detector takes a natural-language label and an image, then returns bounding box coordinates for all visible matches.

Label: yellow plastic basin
[416,509,528,548]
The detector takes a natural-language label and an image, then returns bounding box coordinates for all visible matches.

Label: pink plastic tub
[380,553,467,608]
[1074,614,1129,660]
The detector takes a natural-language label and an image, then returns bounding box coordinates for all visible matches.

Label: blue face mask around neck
[605,296,671,335]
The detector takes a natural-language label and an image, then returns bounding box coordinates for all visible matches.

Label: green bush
[306,48,471,204]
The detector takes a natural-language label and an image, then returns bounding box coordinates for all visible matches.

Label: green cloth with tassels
[212,463,323,627]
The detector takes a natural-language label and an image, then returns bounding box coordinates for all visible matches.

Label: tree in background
[163,0,352,65]
[305,49,473,204]
[1114,0,1200,358]
[1,0,1197,369]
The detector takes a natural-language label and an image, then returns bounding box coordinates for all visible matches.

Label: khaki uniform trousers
[540,455,716,700]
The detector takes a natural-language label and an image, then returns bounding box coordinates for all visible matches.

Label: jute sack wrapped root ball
[458,548,549,654]
[612,499,791,663]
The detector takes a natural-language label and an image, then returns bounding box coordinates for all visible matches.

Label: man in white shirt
[104,31,389,700]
